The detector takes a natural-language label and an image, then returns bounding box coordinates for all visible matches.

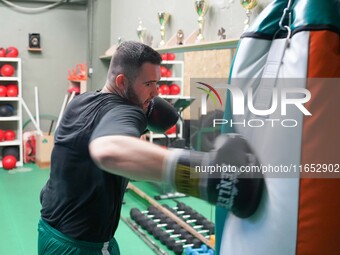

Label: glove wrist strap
[164,149,207,198]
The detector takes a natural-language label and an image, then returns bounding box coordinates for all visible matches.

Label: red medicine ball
[167,53,176,61]
[161,53,168,61]
[0,48,6,57]
[0,129,4,141]
[4,130,16,141]
[0,85,7,97]
[6,84,18,97]
[160,66,168,77]
[166,125,176,134]
[166,69,172,77]
[169,84,180,95]
[158,86,164,95]
[159,85,170,95]
[1,64,15,77]
[6,47,19,58]
[2,155,17,170]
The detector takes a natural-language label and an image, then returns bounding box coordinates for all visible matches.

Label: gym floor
[0,164,215,255]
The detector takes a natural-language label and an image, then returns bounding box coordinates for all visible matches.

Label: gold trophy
[240,0,257,31]
[195,0,209,43]
[158,12,171,47]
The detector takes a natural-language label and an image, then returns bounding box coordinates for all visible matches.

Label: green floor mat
[0,166,215,255]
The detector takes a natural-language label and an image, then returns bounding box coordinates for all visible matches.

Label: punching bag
[216,0,340,254]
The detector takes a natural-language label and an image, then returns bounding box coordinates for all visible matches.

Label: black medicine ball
[2,146,20,160]
[0,105,14,117]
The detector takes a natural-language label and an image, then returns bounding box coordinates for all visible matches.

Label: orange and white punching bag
[216,0,340,254]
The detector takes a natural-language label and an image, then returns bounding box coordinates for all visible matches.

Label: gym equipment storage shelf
[68,79,87,94]
[0,57,23,168]
[159,60,184,99]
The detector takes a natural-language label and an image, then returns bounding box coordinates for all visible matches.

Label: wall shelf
[99,38,239,60]
[0,139,21,146]
[155,38,239,53]
[28,48,42,52]
[0,77,19,82]
[0,116,21,121]
[0,97,20,102]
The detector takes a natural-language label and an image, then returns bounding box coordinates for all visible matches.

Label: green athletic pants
[38,219,120,255]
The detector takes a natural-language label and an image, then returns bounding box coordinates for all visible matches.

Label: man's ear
[115,74,126,92]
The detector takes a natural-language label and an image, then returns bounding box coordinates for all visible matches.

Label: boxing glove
[164,133,264,218]
[146,96,179,134]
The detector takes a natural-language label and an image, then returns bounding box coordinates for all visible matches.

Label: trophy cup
[136,18,146,43]
[158,12,171,47]
[195,0,209,43]
[240,0,257,31]
[177,30,184,45]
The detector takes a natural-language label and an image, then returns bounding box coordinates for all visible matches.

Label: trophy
[195,0,209,43]
[158,12,171,47]
[240,0,257,31]
[218,27,226,40]
[177,30,184,45]
[136,18,146,43]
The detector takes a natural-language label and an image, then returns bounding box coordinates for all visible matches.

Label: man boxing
[38,41,263,255]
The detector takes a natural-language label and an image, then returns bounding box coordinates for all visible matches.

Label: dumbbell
[162,205,215,234]
[175,202,187,210]
[173,202,211,223]
[161,204,207,227]
[154,227,193,245]
[153,227,175,241]
[141,205,160,215]
[162,204,197,222]
[173,202,199,217]
[163,204,207,225]
[178,210,212,227]
[130,208,168,225]
[141,216,179,234]
[162,204,184,214]
[173,202,200,214]
[152,224,183,240]
[133,207,168,222]
[141,206,179,227]
[176,211,214,233]
[174,226,211,240]
[192,221,215,235]
[186,250,214,255]
[153,208,214,237]
[131,205,163,220]
[130,208,149,224]
[166,236,202,255]
[184,244,215,255]
[165,233,194,248]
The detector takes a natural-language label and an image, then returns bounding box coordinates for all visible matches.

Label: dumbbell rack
[0,57,23,167]
[130,194,215,254]
[130,204,215,255]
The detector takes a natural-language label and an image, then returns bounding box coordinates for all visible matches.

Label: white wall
[0,2,87,131]
[0,0,275,128]
[87,0,111,91]
[110,0,271,47]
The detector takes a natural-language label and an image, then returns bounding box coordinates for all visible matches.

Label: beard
[125,83,145,111]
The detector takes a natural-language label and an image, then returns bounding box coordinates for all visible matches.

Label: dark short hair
[107,41,162,84]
